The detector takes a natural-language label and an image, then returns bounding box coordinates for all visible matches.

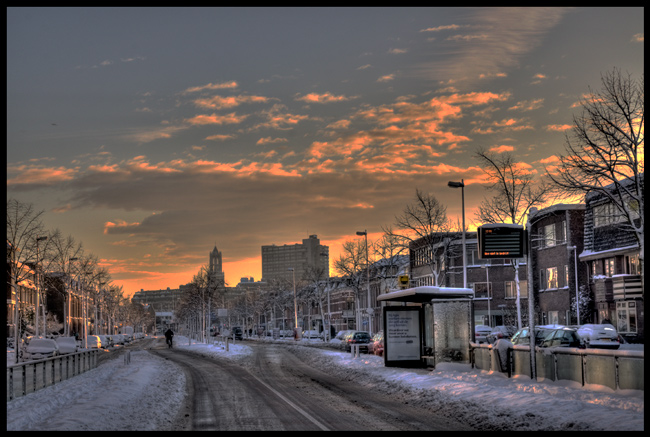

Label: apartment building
[528,204,588,326]
[579,175,643,341]
[261,234,329,282]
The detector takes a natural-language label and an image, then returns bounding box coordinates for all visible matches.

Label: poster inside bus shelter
[383,306,425,368]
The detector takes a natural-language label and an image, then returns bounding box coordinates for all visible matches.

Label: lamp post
[288,267,299,339]
[35,236,48,338]
[447,180,467,288]
[356,230,372,335]
[481,263,491,327]
[567,246,580,324]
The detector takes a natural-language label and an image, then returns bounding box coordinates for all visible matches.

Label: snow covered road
[6,336,644,431]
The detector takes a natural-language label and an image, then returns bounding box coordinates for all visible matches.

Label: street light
[288,267,299,339]
[356,230,372,335]
[447,180,467,288]
[35,236,48,338]
[567,246,580,324]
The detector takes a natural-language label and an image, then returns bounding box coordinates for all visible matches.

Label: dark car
[540,326,583,348]
[231,326,243,340]
[511,325,583,348]
[511,325,560,346]
[344,331,371,352]
[486,325,517,344]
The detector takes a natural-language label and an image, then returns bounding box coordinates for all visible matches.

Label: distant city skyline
[7,7,644,296]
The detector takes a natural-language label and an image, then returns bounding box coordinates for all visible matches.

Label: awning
[377,286,474,303]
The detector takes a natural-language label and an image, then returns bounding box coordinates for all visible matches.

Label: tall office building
[262,235,329,282]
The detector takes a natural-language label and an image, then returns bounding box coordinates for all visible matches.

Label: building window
[604,258,615,277]
[626,254,640,275]
[546,267,558,289]
[543,224,555,248]
[616,301,637,334]
[593,202,626,227]
[505,280,527,299]
[564,265,569,288]
[472,282,491,299]
[559,221,567,244]
[547,311,559,324]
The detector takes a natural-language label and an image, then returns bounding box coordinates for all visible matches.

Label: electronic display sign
[478,224,526,259]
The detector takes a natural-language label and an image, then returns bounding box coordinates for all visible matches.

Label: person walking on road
[164,328,174,348]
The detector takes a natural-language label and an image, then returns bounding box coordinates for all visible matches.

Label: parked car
[474,325,493,344]
[486,325,517,344]
[334,330,354,341]
[86,335,102,349]
[24,338,60,360]
[97,335,114,348]
[511,325,565,347]
[368,331,384,356]
[231,327,243,340]
[302,330,320,339]
[577,324,620,349]
[55,336,78,354]
[112,334,125,345]
[540,326,583,348]
[343,331,371,352]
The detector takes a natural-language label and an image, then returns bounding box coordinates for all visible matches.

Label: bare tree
[43,229,84,336]
[7,198,51,360]
[546,68,644,281]
[333,238,369,330]
[474,148,553,328]
[382,189,458,287]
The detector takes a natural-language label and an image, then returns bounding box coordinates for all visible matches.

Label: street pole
[356,230,371,335]
[447,181,467,288]
[35,236,47,338]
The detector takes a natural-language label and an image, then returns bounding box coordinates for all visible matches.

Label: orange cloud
[489,145,515,153]
[295,92,354,103]
[183,81,238,93]
[185,112,248,125]
[7,165,77,186]
[193,94,270,109]
[545,124,572,131]
[104,220,141,234]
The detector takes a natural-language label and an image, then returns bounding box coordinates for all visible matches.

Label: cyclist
[164,328,174,348]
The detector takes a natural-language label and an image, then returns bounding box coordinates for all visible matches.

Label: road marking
[248,373,330,431]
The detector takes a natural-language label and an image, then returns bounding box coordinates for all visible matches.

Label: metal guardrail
[7,349,99,401]
[470,343,644,391]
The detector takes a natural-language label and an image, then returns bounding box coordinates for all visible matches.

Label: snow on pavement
[6,336,644,431]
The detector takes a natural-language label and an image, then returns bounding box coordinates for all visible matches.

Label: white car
[577,324,620,349]
[112,334,125,345]
[24,338,60,360]
[55,336,78,354]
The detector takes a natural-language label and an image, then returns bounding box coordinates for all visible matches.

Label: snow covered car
[24,338,60,360]
[486,325,517,344]
[55,336,78,354]
[112,334,125,345]
[474,325,492,344]
[302,330,320,339]
[577,324,620,349]
[97,335,114,348]
[86,335,102,349]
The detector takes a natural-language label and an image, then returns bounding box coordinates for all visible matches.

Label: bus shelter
[378,286,474,368]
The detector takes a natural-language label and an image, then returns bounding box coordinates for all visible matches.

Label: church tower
[209,244,225,287]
